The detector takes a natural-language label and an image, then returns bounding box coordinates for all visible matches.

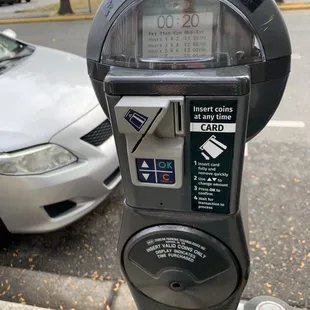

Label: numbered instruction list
[189,100,237,214]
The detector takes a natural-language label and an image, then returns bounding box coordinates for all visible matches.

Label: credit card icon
[124,109,148,131]
[200,135,227,160]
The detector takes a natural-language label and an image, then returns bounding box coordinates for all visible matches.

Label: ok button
[156,159,174,171]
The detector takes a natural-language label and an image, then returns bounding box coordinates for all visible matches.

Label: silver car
[0,30,121,247]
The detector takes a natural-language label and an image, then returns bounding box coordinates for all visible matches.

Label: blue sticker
[124,109,148,132]
[136,158,175,185]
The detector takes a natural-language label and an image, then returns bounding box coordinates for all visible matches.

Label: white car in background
[0,30,121,248]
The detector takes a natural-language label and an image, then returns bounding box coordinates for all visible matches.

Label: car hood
[0,46,100,152]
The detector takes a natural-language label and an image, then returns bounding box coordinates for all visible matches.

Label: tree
[58,0,74,15]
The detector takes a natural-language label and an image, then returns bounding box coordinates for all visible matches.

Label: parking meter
[87,0,291,309]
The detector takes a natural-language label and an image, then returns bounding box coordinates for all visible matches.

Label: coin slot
[173,101,184,136]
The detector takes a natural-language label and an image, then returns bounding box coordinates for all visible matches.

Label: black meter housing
[87,1,291,309]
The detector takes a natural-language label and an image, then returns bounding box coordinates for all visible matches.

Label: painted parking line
[245,144,248,157]
[244,120,305,157]
[267,120,305,128]
[292,53,302,60]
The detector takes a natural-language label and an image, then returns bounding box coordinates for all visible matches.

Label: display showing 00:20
[157,14,200,29]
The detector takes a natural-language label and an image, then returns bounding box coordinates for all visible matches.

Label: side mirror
[2,29,17,39]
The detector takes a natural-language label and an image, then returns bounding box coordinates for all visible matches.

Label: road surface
[0,11,309,309]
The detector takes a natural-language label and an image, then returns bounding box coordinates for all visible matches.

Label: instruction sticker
[190,100,237,214]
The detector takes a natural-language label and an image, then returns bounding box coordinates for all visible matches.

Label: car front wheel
[0,220,12,249]
[26,0,30,2]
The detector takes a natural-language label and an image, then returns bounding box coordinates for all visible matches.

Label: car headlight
[0,144,77,176]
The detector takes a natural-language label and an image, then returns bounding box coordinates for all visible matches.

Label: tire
[7,1,14,4]
[26,0,30,2]
[0,220,12,249]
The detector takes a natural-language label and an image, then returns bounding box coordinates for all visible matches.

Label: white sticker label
[190,123,236,133]
[101,0,126,21]
[145,237,207,263]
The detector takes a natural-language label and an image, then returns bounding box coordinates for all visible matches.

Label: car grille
[44,200,77,218]
[81,119,113,147]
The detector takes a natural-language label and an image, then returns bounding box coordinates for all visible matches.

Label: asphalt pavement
[0,10,310,310]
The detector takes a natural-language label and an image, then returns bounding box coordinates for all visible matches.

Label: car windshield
[0,33,27,61]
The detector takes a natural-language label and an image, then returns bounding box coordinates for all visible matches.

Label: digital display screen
[142,12,214,59]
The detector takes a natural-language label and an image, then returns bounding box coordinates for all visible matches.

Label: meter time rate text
[142,12,213,59]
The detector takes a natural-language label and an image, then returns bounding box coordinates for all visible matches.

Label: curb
[0,300,53,310]
[0,3,309,24]
[0,14,94,24]
[0,266,115,310]
[278,3,310,9]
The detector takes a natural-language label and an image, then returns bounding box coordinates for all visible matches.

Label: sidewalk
[0,281,245,310]
[0,281,135,310]
[0,266,299,310]
[0,266,114,310]
[0,277,247,310]
[0,266,136,310]
[0,266,243,310]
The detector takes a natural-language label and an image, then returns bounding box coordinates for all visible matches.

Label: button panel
[136,158,175,185]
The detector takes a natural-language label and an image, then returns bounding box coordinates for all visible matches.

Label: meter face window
[142,11,214,59]
[102,0,265,69]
